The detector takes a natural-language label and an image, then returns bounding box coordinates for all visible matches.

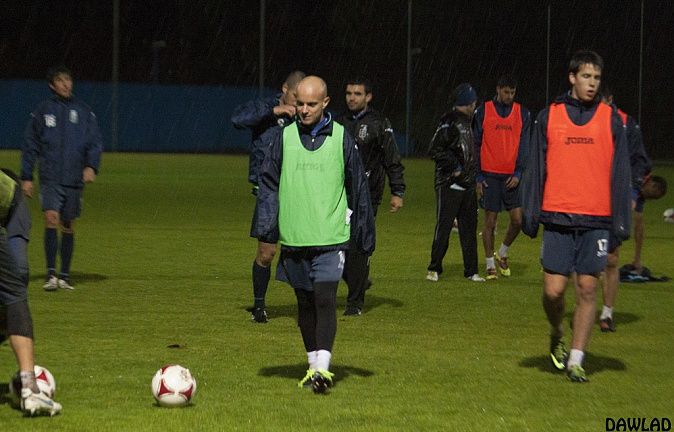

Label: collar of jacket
[297,112,333,137]
[349,107,372,120]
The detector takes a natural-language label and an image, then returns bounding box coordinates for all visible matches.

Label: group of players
[234,49,667,393]
[425,50,666,383]
[0,48,668,415]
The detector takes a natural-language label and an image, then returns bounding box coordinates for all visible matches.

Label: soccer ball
[663,208,674,223]
[8,365,57,403]
[151,365,197,407]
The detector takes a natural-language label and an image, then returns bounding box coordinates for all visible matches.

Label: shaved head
[284,70,306,90]
[295,76,330,126]
[297,76,328,99]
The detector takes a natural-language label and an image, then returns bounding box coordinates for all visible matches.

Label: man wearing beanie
[426,83,485,283]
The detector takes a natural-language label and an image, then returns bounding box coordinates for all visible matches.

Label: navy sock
[252,261,271,308]
[60,232,74,280]
[44,228,58,277]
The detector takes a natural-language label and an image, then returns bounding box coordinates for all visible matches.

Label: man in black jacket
[231,70,305,323]
[426,83,485,283]
[336,78,405,316]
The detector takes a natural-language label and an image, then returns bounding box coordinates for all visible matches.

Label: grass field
[0,150,672,431]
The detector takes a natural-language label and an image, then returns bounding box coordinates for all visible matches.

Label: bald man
[253,76,375,394]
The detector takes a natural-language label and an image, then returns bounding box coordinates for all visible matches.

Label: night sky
[2,0,672,158]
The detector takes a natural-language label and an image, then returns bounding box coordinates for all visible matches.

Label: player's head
[601,85,614,105]
[280,70,306,106]
[345,77,372,113]
[295,76,330,127]
[47,65,73,99]
[451,83,477,115]
[568,50,603,103]
[496,75,517,105]
[642,175,668,200]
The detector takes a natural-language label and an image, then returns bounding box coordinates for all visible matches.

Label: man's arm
[20,112,42,197]
[521,110,548,238]
[84,111,103,183]
[344,133,375,256]
[252,128,282,243]
[472,104,486,183]
[610,112,632,242]
[231,98,276,129]
[380,118,405,212]
[429,122,461,174]
[626,116,651,189]
[514,107,531,179]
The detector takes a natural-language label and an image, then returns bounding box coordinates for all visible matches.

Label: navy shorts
[40,184,82,221]
[541,227,609,276]
[0,233,27,306]
[277,249,345,291]
[608,233,621,253]
[481,175,520,212]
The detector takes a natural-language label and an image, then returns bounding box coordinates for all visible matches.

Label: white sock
[485,257,495,269]
[307,351,317,370]
[600,305,613,320]
[315,350,332,371]
[498,243,509,258]
[567,349,584,368]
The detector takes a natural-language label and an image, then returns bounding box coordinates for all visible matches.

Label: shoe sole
[311,376,331,394]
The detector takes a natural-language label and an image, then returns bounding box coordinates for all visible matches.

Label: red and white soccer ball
[663,208,674,223]
[8,365,57,402]
[151,365,197,407]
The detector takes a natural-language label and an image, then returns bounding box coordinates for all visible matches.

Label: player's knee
[44,211,59,228]
[576,282,597,303]
[256,244,276,266]
[60,220,74,233]
[510,216,522,230]
[484,214,497,229]
[5,300,34,339]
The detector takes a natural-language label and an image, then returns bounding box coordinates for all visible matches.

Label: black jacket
[230,94,292,186]
[336,108,405,207]
[521,93,631,240]
[428,110,477,189]
[22,95,103,187]
[252,115,376,256]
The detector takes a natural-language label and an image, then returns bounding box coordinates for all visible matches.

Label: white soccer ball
[8,365,57,402]
[151,365,197,407]
[663,208,674,223]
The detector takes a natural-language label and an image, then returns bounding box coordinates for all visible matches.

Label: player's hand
[21,180,33,198]
[83,167,96,183]
[390,195,403,213]
[505,176,519,189]
[273,104,296,118]
[476,180,487,197]
[631,199,636,210]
